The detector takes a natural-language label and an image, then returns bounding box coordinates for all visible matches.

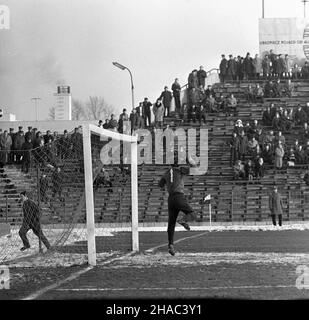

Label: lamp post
[112,62,135,110]
[31,97,41,121]
[302,0,308,18]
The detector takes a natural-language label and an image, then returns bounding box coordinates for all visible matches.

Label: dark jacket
[159,90,173,108]
[22,199,40,226]
[269,191,283,215]
[158,166,190,195]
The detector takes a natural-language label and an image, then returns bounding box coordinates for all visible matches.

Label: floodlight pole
[112,62,135,110]
[304,0,306,17]
[262,0,265,18]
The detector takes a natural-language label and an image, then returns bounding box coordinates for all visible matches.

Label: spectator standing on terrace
[243,52,253,80]
[159,86,173,117]
[197,66,207,88]
[301,61,309,79]
[264,130,275,151]
[261,144,273,165]
[129,108,138,134]
[14,126,25,164]
[277,54,285,79]
[295,144,305,164]
[0,130,12,166]
[255,157,265,179]
[152,99,165,129]
[285,79,295,98]
[264,81,276,98]
[272,113,282,132]
[142,97,152,127]
[43,130,53,145]
[301,122,309,141]
[118,108,129,133]
[237,130,248,161]
[262,54,271,79]
[262,106,272,126]
[58,130,71,159]
[252,54,262,79]
[247,136,260,158]
[158,152,196,256]
[292,64,300,79]
[103,119,109,129]
[236,56,244,81]
[8,128,15,164]
[273,79,284,97]
[25,126,32,142]
[21,137,33,174]
[229,132,239,166]
[275,141,284,170]
[219,54,228,83]
[233,119,244,136]
[245,159,255,181]
[280,109,293,132]
[227,55,237,81]
[108,114,118,131]
[254,84,264,102]
[98,120,103,128]
[205,85,215,99]
[172,78,181,114]
[269,186,284,227]
[284,54,292,78]
[18,191,51,251]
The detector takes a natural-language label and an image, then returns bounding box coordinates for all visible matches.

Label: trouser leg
[271,214,276,226]
[19,223,31,248]
[32,222,51,249]
[278,214,282,226]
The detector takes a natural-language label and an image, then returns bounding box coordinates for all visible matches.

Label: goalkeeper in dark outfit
[158,154,196,256]
[18,191,51,251]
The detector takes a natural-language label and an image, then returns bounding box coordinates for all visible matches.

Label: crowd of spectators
[230,101,309,181]
[219,50,309,82]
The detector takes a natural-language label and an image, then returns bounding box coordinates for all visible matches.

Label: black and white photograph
[1,0,309,312]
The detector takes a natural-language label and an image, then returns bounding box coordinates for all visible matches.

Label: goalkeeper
[158,152,196,256]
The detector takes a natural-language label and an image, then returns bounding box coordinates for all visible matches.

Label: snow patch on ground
[103,252,309,268]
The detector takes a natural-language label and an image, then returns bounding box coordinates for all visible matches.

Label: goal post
[83,123,139,266]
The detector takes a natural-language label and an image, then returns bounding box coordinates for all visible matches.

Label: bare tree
[48,106,56,120]
[85,96,114,120]
[72,99,85,120]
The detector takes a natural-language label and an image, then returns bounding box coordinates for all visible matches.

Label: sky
[0,0,307,121]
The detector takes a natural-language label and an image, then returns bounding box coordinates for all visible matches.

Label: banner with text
[259,18,309,64]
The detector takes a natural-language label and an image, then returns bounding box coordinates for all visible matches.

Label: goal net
[0,124,138,266]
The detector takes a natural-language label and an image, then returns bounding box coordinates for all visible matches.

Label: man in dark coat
[171,78,181,114]
[219,54,228,83]
[14,126,25,164]
[130,108,139,134]
[51,166,64,201]
[197,65,207,88]
[159,86,173,117]
[18,191,51,251]
[21,137,32,173]
[142,97,152,127]
[227,54,237,81]
[269,186,284,227]
[243,52,253,80]
[43,130,54,145]
[8,128,15,164]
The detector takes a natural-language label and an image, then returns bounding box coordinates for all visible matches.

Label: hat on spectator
[18,126,23,129]
[9,128,14,131]
[28,126,32,130]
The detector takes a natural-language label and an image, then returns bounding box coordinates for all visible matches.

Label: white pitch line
[22,251,134,300]
[22,230,203,300]
[145,231,209,253]
[55,284,298,292]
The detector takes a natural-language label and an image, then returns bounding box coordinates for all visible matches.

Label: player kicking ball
[158,152,196,256]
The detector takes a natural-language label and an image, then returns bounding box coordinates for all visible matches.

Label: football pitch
[1,225,309,301]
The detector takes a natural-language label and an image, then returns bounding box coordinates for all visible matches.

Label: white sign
[259,18,309,64]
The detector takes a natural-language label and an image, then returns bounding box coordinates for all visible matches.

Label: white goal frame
[83,123,139,266]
